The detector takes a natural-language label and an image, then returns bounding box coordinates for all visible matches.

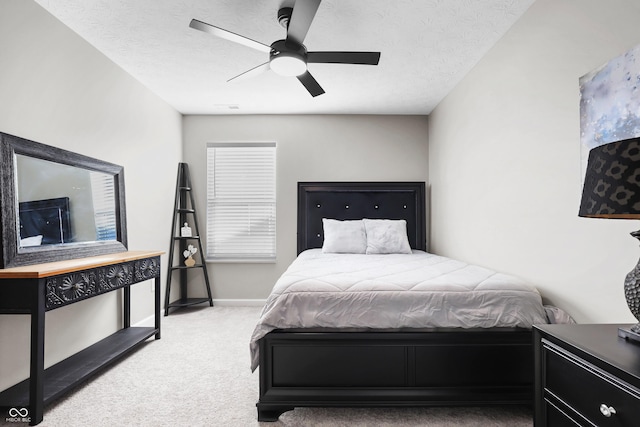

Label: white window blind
[206,143,276,261]
[89,172,117,241]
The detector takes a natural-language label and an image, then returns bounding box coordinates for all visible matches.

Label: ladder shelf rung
[170,264,205,270]
[167,297,211,308]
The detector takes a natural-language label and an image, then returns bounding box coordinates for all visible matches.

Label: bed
[252,182,554,421]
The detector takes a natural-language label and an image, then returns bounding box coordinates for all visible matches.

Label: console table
[0,250,162,426]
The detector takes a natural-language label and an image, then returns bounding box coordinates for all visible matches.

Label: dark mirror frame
[0,132,127,268]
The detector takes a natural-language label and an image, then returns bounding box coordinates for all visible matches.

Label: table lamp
[579,136,640,343]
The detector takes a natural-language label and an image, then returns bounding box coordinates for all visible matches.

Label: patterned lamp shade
[579,137,640,219]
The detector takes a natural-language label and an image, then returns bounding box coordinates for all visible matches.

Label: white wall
[0,1,181,391]
[182,115,428,300]
[429,0,640,323]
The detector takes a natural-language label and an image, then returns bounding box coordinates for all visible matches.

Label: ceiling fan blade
[189,19,271,53]
[307,51,381,65]
[287,0,321,45]
[227,62,270,83]
[297,71,325,97]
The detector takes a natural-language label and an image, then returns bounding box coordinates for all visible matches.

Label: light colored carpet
[6,306,533,427]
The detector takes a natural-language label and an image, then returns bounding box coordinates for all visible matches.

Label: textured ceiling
[33,0,534,115]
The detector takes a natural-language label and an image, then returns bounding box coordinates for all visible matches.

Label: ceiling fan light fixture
[270,53,307,77]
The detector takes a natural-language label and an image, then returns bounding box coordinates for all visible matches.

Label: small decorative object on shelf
[183,244,197,267]
[180,222,193,237]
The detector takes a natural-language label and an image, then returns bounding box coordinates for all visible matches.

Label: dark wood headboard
[297,182,426,254]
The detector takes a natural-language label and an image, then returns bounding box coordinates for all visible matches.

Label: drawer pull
[599,404,617,417]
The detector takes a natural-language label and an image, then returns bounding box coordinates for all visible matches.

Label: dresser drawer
[543,340,640,426]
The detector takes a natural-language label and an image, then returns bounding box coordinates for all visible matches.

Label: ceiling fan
[189,0,381,97]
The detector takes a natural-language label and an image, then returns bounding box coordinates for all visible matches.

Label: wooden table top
[0,250,164,279]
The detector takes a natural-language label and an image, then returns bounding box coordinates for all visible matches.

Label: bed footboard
[257,329,533,421]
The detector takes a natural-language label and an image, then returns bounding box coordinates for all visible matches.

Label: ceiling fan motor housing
[277,7,293,29]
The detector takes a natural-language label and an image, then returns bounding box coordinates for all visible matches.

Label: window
[206,143,276,261]
[89,172,117,241]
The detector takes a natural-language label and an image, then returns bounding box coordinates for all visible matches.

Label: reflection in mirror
[16,155,117,248]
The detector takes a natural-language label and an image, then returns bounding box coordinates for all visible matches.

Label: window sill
[206,257,276,264]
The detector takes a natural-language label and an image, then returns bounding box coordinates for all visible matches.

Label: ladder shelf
[164,163,213,315]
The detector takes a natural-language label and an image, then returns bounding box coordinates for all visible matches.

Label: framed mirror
[0,132,127,268]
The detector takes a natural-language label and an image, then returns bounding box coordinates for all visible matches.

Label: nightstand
[533,324,640,426]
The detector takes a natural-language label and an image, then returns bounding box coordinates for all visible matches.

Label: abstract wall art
[580,43,640,176]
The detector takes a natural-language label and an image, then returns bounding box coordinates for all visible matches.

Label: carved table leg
[154,275,161,339]
[29,279,45,425]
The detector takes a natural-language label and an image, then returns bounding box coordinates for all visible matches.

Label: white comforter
[250,249,548,371]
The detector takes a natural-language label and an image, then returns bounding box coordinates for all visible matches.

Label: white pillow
[363,219,412,254]
[321,219,367,254]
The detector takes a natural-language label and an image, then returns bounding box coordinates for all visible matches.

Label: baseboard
[213,299,266,307]
[134,313,156,327]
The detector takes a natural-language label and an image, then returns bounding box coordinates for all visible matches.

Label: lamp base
[622,230,640,343]
[618,324,640,344]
